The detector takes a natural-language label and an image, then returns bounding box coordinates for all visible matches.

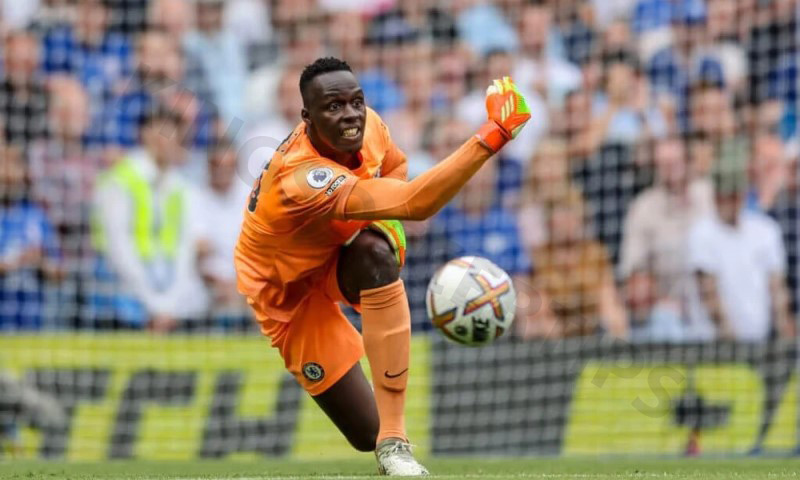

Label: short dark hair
[299,57,353,101]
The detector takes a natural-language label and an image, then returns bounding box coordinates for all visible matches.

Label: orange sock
[360,278,410,443]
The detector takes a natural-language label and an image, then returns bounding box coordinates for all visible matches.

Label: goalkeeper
[234,57,530,476]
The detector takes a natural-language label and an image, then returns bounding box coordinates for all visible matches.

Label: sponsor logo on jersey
[306,167,334,189]
[325,175,347,196]
[302,362,325,382]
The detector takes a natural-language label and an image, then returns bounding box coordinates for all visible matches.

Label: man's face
[692,87,733,137]
[302,71,367,155]
[209,148,237,192]
[76,0,108,41]
[715,191,743,225]
[196,2,223,33]
[655,139,687,190]
[278,70,303,123]
[49,81,90,140]
[142,119,183,168]
[519,6,551,54]
[3,33,39,84]
[137,33,182,88]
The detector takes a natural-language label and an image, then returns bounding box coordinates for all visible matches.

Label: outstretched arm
[337,136,492,220]
[336,77,531,221]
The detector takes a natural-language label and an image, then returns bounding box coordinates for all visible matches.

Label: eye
[329,102,341,111]
[352,98,364,108]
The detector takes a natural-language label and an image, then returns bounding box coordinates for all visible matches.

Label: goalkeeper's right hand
[475,76,531,153]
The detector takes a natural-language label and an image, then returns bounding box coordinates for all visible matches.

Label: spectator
[110,29,213,151]
[0,145,61,330]
[689,81,736,142]
[689,138,795,341]
[561,1,599,67]
[383,44,435,158]
[746,0,798,108]
[183,0,248,126]
[325,9,368,69]
[0,1,41,31]
[519,191,627,339]
[513,2,581,107]
[270,0,320,31]
[748,132,790,212]
[454,0,518,58]
[92,106,209,332]
[147,0,195,41]
[693,0,748,95]
[243,15,324,122]
[620,136,714,341]
[24,1,75,36]
[748,133,800,321]
[369,0,457,48]
[591,52,668,146]
[432,47,469,112]
[591,0,637,30]
[572,144,650,265]
[223,0,273,64]
[359,13,421,114]
[562,88,596,160]
[240,66,302,181]
[644,1,708,129]
[28,77,104,326]
[104,0,150,37]
[518,138,581,252]
[195,132,251,328]
[1,30,49,150]
[42,0,133,104]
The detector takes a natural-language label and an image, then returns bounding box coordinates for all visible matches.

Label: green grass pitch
[3,458,800,479]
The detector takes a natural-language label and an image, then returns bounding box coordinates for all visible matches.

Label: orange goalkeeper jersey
[234,108,407,324]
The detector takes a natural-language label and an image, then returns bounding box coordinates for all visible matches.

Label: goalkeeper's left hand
[368,219,406,268]
[475,76,531,153]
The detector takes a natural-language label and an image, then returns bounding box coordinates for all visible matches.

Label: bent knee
[340,230,400,295]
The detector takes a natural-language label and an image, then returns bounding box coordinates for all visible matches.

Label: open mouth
[341,127,360,139]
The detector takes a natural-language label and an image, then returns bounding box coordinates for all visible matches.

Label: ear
[301,107,311,127]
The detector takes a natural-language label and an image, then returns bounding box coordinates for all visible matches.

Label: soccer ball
[426,256,516,346]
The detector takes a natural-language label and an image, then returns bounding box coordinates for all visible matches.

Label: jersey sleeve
[279,160,359,220]
[379,121,408,181]
[382,142,408,181]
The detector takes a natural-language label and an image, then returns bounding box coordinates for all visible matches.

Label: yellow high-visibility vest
[92,157,184,260]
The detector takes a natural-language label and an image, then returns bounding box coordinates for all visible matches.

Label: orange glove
[475,76,531,153]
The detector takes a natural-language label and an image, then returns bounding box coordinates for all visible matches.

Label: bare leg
[311,362,379,452]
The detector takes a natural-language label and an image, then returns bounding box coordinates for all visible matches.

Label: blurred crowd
[0,0,797,341]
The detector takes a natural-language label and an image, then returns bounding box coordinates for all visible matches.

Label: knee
[340,230,400,294]
[359,234,400,289]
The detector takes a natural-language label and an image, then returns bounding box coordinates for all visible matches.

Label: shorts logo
[302,362,325,382]
[325,175,347,196]
[307,168,334,189]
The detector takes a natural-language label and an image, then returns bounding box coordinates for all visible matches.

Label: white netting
[0,0,798,460]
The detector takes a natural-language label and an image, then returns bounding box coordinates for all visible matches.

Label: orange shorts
[258,255,364,396]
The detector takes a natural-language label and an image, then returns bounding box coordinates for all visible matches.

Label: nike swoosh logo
[384,368,408,379]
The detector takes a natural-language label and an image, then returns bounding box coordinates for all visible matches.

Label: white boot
[375,437,429,476]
